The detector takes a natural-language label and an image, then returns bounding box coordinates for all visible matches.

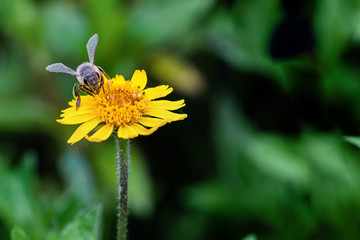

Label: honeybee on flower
[47,34,187,144]
[46,34,109,110]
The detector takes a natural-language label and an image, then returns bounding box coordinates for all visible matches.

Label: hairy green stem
[114,137,130,240]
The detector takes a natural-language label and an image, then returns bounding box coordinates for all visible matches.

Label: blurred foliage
[2,0,360,239]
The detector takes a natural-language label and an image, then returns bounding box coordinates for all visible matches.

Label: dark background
[2,0,360,239]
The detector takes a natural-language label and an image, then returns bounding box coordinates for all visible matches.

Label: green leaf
[53,205,102,240]
[344,136,360,149]
[11,227,31,240]
[128,0,215,47]
[242,234,257,240]
[58,149,96,204]
[247,134,309,186]
[314,0,360,68]
[0,151,45,239]
[183,180,244,216]
[206,0,283,79]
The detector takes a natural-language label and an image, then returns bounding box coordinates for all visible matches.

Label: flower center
[94,80,148,127]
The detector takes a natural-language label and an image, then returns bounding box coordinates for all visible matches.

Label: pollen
[94,80,149,127]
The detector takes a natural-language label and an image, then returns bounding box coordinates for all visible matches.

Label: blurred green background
[2,0,360,239]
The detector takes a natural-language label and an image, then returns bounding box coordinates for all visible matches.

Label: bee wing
[86,34,98,65]
[46,63,78,76]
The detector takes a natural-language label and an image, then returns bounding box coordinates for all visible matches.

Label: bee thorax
[84,72,100,87]
[76,62,100,87]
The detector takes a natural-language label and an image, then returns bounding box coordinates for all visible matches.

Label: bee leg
[99,77,105,94]
[79,85,95,96]
[73,84,82,110]
[95,72,101,94]
[97,66,109,94]
[98,66,110,80]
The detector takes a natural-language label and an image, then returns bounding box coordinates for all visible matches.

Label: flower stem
[114,137,130,240]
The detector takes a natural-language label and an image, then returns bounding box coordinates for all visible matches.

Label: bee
[46,34,110,110]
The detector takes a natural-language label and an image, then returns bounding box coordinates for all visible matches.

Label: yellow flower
[57,70,187,144]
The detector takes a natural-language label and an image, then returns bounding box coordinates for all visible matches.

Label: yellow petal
[130,70,147,90]
[130,123,159,136]
[147,99,185,110]
[68,95,96,107]
[60,107,95,117]
[67,118,102,145]
[58,107,98,123]
[61,106,95,115]
[117,124,139,139]
[60,107,76,116]
[57,111,98,125]
[144,85,173,100]
[144,109,188,122]
[112,74,126,89]
[68,100,76,107]
[137,117,167,127]
[86,124,114,142]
